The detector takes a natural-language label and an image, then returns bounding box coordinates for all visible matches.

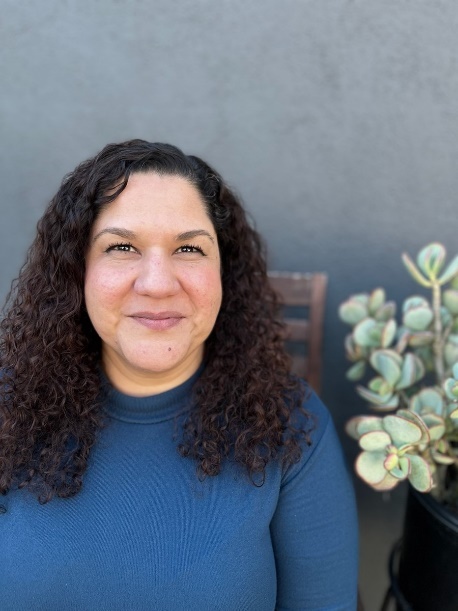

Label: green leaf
[345,417,363,440]
[403,306,434,332]
[409,388,443,416]
[453,362,458,379]
[354,318,382,347]
[408,455,433,492]
[339,299,368,326]
[396,409,430,444]
[370,350,402,386]
[421,414,445,440]
[369,377,385,393]
[356,385,396,407]
[395,354,425,390]
[403,296,430,312]
[383,415,423,447]
[352,294,370,306]
[431,449,455,465]
[355,417,384,436]
[444,340,458,368]
[444,378,458,400]
[356,451,387,485]
[449,407,458,420]
[346,361,366,381]
[372,472,400,491]
[384,453,409,478]
[368,289,385,316]
[408,331,434,347]
[359,430,391,451]
[438,254,458,285]
[443,290,458,315]
[417,243,446,280]
[374,301,396,322]
[441,306,453,328]
[402,253,432,287]
[384,453,398,471]
[381,319,397,348]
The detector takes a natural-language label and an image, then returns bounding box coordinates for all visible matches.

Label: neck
[101,349,204,397]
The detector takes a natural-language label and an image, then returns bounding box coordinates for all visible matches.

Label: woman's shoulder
[282,381,347,486]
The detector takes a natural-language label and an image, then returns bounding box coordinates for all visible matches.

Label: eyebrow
[92,227,215,243]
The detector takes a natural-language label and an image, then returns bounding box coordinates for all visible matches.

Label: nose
[133,252,180,297]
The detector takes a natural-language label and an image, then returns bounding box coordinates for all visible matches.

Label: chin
[121,343,200,376]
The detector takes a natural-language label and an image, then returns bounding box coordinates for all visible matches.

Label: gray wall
[3,0,458,433]
[3,0,458,429]
[3,1,458,605]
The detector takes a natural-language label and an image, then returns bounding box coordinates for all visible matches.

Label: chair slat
[268,271,327,393]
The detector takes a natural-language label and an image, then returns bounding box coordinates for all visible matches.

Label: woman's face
[84,172,222,394]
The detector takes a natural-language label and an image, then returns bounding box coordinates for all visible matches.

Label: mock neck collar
[102,367,202,424]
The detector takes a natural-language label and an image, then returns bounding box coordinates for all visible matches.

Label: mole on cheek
[168,347,171,352]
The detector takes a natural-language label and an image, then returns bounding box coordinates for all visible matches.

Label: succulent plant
[340,243,458,505]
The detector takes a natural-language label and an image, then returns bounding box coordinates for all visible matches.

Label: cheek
[84,267,127,313]
[196,269,223,314]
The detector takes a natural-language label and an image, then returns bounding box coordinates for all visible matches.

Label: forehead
[93,172,213,231]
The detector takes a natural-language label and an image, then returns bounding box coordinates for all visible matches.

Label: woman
[0,140,358,610]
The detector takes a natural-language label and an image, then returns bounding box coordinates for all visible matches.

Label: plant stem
[432,282,444,383]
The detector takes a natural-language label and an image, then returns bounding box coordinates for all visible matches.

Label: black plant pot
[393,485,458,611]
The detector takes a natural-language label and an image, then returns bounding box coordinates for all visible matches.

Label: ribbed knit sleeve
[270,392,359,610]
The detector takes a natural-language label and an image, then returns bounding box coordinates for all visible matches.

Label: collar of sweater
[102,366,203,424]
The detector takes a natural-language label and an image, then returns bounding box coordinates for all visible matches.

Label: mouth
[129,311,185,331]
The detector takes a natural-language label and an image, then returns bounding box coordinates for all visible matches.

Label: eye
[176,244,206,256]
[105,242,136,253]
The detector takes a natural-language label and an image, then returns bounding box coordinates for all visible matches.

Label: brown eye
[105,242,135,253]
[176,244,205,255]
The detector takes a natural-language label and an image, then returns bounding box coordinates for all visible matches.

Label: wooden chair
[269,271,364,611]
[267,272,327,394]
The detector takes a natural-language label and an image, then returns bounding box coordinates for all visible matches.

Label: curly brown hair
[0,140,313,503]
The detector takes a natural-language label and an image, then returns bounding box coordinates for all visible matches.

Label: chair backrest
[267,271,328,393]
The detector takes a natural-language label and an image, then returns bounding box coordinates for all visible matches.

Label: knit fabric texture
[0,372,358,610]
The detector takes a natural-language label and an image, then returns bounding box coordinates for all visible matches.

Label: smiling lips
[130,311,185,331]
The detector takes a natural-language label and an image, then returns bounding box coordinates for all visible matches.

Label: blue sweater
[0,373,358,610]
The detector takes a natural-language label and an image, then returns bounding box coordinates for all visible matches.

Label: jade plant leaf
[443,290,458,315]
[409,388,443,416]
[359,430,391,451]
[356,451,386,485]
[397,354,425,390]
[445,335,458,368]
[453,362,458,379]
[408,455,433,492]
[389,455,410,480]
[444,378,458,400]
[339,299,368,326]
[356,417,384,436]
[356,385,398,409]
[440,306,453,328]
[401,253,432,288]
[368,289,385,315]
[372,472,399,491]
[421,413,445,440]
[396,409,430,444]
[354,318,382,347]
[382,415,423,447]
[380,319,397,348]
[384,453,398,471]
[438,254,458,285]
[417,243,446,280]
[408,331,434,347]
[346,361,366,381]
[370,350,402,386]
[403,306,434,332]
[374,301,396,322]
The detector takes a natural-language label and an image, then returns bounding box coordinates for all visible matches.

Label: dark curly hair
[0,139,313,503]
